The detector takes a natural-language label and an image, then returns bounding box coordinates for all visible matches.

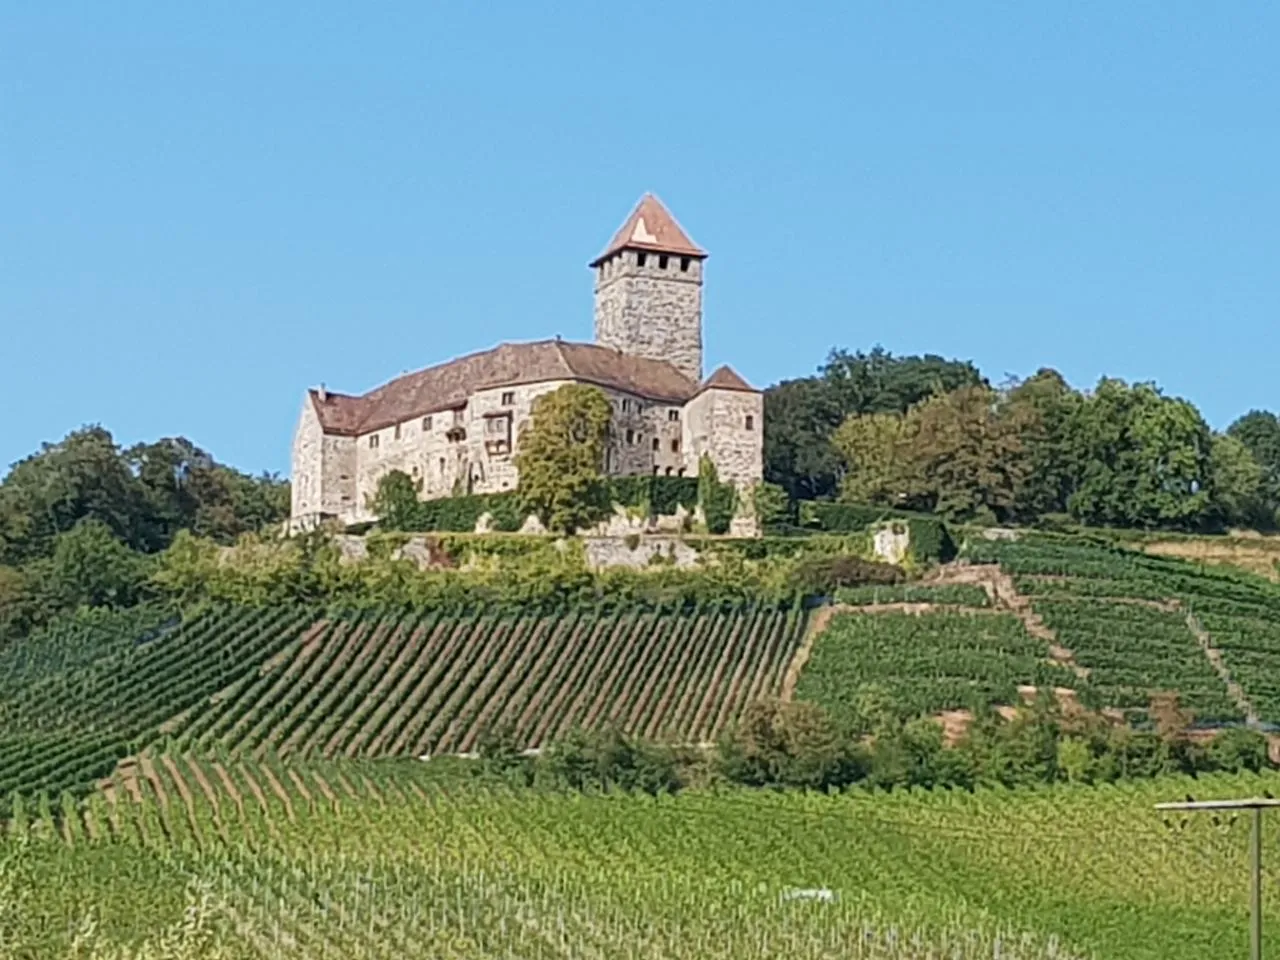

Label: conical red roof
[698,365,758,394]
[591,194,706,266]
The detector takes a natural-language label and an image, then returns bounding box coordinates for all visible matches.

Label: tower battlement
[592,194,706,383]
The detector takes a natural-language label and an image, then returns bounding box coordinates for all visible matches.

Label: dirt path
[211,761,244,817]
[931,564,1087,678]
[1185,612,1259,725]
[308,770,340,812]
[158,754,203,846]
[780,606,836,702]
[257,765,296,821]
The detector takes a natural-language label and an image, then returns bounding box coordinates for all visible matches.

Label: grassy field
[4,757,1276,959]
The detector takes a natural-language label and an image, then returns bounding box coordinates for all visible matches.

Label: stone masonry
[290,194,763,531]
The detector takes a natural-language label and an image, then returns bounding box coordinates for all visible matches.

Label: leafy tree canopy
[513,384,613,534]
[764,346,983,500]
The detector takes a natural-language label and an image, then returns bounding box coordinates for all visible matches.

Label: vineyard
[0,603,808,799]
[5,755,1279,959]
[178,604,807,758]
[795,610,1079,723]
[963,536,1280,723]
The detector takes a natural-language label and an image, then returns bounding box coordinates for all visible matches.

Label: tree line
[0,427,289,641]
[764,346,1280,531]
[478,690,1272,796]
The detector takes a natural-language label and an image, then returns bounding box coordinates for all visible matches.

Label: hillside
[794,535,1280,731]
[5,532,1280,805]
[6,753,1279,959]
[8,530,1280,957]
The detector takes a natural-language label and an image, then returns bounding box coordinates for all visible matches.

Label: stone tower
[591,194,707,383]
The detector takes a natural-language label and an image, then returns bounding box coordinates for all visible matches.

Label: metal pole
[1254,806,1263,960]
[1156,797,1280,960]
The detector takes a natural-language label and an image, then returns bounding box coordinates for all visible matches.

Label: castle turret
[591,194,706,383]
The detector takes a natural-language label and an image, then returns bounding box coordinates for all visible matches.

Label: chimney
[317,383,327,403]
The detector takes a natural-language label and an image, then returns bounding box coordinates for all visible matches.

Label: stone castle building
[290,195,763,529]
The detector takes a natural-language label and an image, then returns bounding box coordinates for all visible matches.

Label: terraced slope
[8,754,1279,960]
[965,537,1280,723]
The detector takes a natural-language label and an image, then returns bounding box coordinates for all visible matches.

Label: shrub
[698,457,737,535]
[1209,727,1270,773]
[717,699,866,790]
[537,728,682,795]
[787,554,903,595]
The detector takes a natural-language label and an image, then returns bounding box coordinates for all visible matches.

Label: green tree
[831,412,912,505]
[1066,379,1213,529]
[764,346,983,501]
[1002,369,1084,520]
[0,426,150,562]
[832,385,1029,522]
[514,384,613,534]
[902,385,1030,522]
[48,518,148,609]
[1208,434,1265,529]
[370,470,424,530]
[697,456,737,535]
[1228,410,1280,527]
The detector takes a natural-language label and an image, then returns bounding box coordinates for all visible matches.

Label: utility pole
[1156,797,1280,960]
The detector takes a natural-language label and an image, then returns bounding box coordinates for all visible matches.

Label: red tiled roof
[310,340,699,436]
[698,364,759,394]
[590,194,706,266]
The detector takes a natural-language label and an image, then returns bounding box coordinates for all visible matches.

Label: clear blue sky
[3,3,1277,478]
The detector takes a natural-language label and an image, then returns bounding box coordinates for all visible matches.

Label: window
[745,415,755,431]
[670,438,680,453]
[680,257,690,272]
[369,434,380,449]
[411,465,420,477]
[422,416,433,431]
[676,467,685,477]
[439,458,445,475]
[394,423,402,440]
[636,252,647,267]
[668,409,680,422]
[651,437,659,451]
[501,391,515,406]
[653,465,660,475]
[665,466,673,476]
[658,254,669,269]
[625,429,635,445]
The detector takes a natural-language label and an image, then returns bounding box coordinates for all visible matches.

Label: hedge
[797,502,955,563]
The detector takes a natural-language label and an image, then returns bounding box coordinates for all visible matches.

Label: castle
[290,195,763,531]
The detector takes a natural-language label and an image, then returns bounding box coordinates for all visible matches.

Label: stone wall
[334,379,698,525]
[684,387,763,488]
[290,397,357,524]
[593,248,703,383]
[582,535,700,570]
